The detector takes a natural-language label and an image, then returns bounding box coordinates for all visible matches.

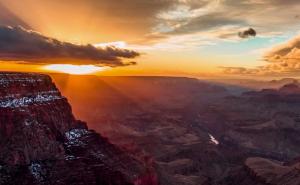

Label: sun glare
[43,64,109,75]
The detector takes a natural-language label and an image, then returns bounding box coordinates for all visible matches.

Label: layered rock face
[0,72,157,185]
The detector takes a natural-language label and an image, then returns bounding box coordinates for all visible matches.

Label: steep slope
[0,72,157,185]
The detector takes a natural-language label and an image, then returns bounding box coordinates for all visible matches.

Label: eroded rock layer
[0,72,157,185]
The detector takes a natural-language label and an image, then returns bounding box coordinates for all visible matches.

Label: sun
[43,64,109,75]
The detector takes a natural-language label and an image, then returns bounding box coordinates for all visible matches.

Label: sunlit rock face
[0,72,157,185]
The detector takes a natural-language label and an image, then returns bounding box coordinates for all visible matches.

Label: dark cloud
[238,28,256,38]
[0,26,140,66]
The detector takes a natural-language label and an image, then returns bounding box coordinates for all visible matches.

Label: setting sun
[43,64,109,75]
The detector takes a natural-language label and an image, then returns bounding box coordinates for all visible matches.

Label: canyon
[1,72,300,185]
[50,74,300,185]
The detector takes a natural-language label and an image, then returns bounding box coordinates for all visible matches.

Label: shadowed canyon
[49,74,300,185]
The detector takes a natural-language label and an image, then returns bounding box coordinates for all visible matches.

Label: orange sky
[1,0,300,78]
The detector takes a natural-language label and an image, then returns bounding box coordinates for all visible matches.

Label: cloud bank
[263,36,300,74]
[0,26,140,66]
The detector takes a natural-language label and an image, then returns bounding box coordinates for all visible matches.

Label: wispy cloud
[119,0,300,51]
[3,0,300,50]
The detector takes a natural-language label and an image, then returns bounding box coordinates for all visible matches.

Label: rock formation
[0,72,157,185]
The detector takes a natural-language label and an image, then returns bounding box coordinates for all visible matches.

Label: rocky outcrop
[221,157,300,185]
[0,72,157,185]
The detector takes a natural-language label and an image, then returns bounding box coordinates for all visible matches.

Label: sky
[1,0,300,78]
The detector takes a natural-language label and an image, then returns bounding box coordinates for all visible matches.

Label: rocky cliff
[220,157,300,185]
[0,72,157,185]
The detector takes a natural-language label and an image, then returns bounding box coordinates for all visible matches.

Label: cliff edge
[0,72,157,185]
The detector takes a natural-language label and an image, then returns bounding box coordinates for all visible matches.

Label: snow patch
[0,93,62,108]
[0,79,44,85]
[0,73,47,86]
[65,129,89,140]
[29,163,44,182]
[65,129,90,147]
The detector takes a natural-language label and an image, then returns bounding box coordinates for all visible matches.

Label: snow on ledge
[0,93,62,108]
[65,129,89,140]
[65,128,90,147]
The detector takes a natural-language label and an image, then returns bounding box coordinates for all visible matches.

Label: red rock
[0,72,157,185]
